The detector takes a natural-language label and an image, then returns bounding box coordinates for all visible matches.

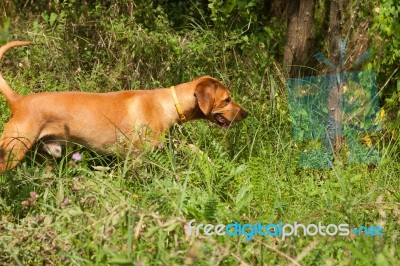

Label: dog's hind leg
[0,119,39,173]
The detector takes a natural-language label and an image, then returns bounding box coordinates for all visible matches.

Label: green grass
[0,7,399,265]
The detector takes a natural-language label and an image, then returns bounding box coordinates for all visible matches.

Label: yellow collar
[170,86,186,122]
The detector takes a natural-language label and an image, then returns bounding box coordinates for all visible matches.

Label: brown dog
[0,41,247,172]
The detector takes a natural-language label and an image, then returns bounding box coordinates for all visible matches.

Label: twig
[255,239,301,266]
[293,240,320,265]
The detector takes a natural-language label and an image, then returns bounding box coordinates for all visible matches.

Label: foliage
[370,0,400,128]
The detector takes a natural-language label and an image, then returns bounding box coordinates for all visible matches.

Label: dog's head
[194,76,247,128]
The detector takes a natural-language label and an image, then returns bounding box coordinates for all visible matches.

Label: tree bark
[327,0,345,67]
[283,0,315,78]
[326,0,346,157]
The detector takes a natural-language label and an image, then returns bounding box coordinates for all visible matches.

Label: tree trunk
[326,0,346,158]
[327,0,345,66]
[283,0,315,78]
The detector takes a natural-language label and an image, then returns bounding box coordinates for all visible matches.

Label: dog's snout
[240,109,248,119]
[234,108,248,121]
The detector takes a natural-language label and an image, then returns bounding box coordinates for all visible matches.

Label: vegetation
[0,0,399,265]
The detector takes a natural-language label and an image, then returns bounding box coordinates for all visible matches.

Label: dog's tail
[0,41,30,104]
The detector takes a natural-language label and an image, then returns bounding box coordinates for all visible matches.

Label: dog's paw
[42,141,63,158]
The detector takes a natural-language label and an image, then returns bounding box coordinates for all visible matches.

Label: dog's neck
[170,86,187,122]
[155,84,204,130]
[171,84,206,122]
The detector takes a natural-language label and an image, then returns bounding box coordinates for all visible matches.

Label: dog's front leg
[0,120,38,173]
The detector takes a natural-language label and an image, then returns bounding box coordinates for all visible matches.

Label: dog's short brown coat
[0,41,247,172]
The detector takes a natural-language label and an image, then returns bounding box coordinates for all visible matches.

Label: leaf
[235,186,253,212]
[145,226,160,238]
[2,17,10,30]
[33,20,39,33]
[49,13,58,27]
[56,181,64,205]
[350,174,362,183]
[230,164,246,176]
[109,256,133,265]
[0,17,11,43]
[375,253,389,266]
[68,209,84,216]
[163,222,179,232]
[203,197,218,221]
[41,11,49,22]
[44,215,53,226]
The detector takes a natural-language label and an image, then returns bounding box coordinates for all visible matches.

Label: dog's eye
[224,98,231,104]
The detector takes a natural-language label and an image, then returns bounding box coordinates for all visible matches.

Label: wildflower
[71,152,82,162]
[61,198,69,207]
[22,191,40,208]
[30,191,39,200]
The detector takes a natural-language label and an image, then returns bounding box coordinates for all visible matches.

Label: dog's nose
[241,109,248,119]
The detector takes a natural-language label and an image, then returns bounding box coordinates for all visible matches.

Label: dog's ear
[193,75,213,81]
[193,75,219,82]
[194,80,216,116]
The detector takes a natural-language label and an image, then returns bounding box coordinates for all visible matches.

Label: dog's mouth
[213,114,231,128]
